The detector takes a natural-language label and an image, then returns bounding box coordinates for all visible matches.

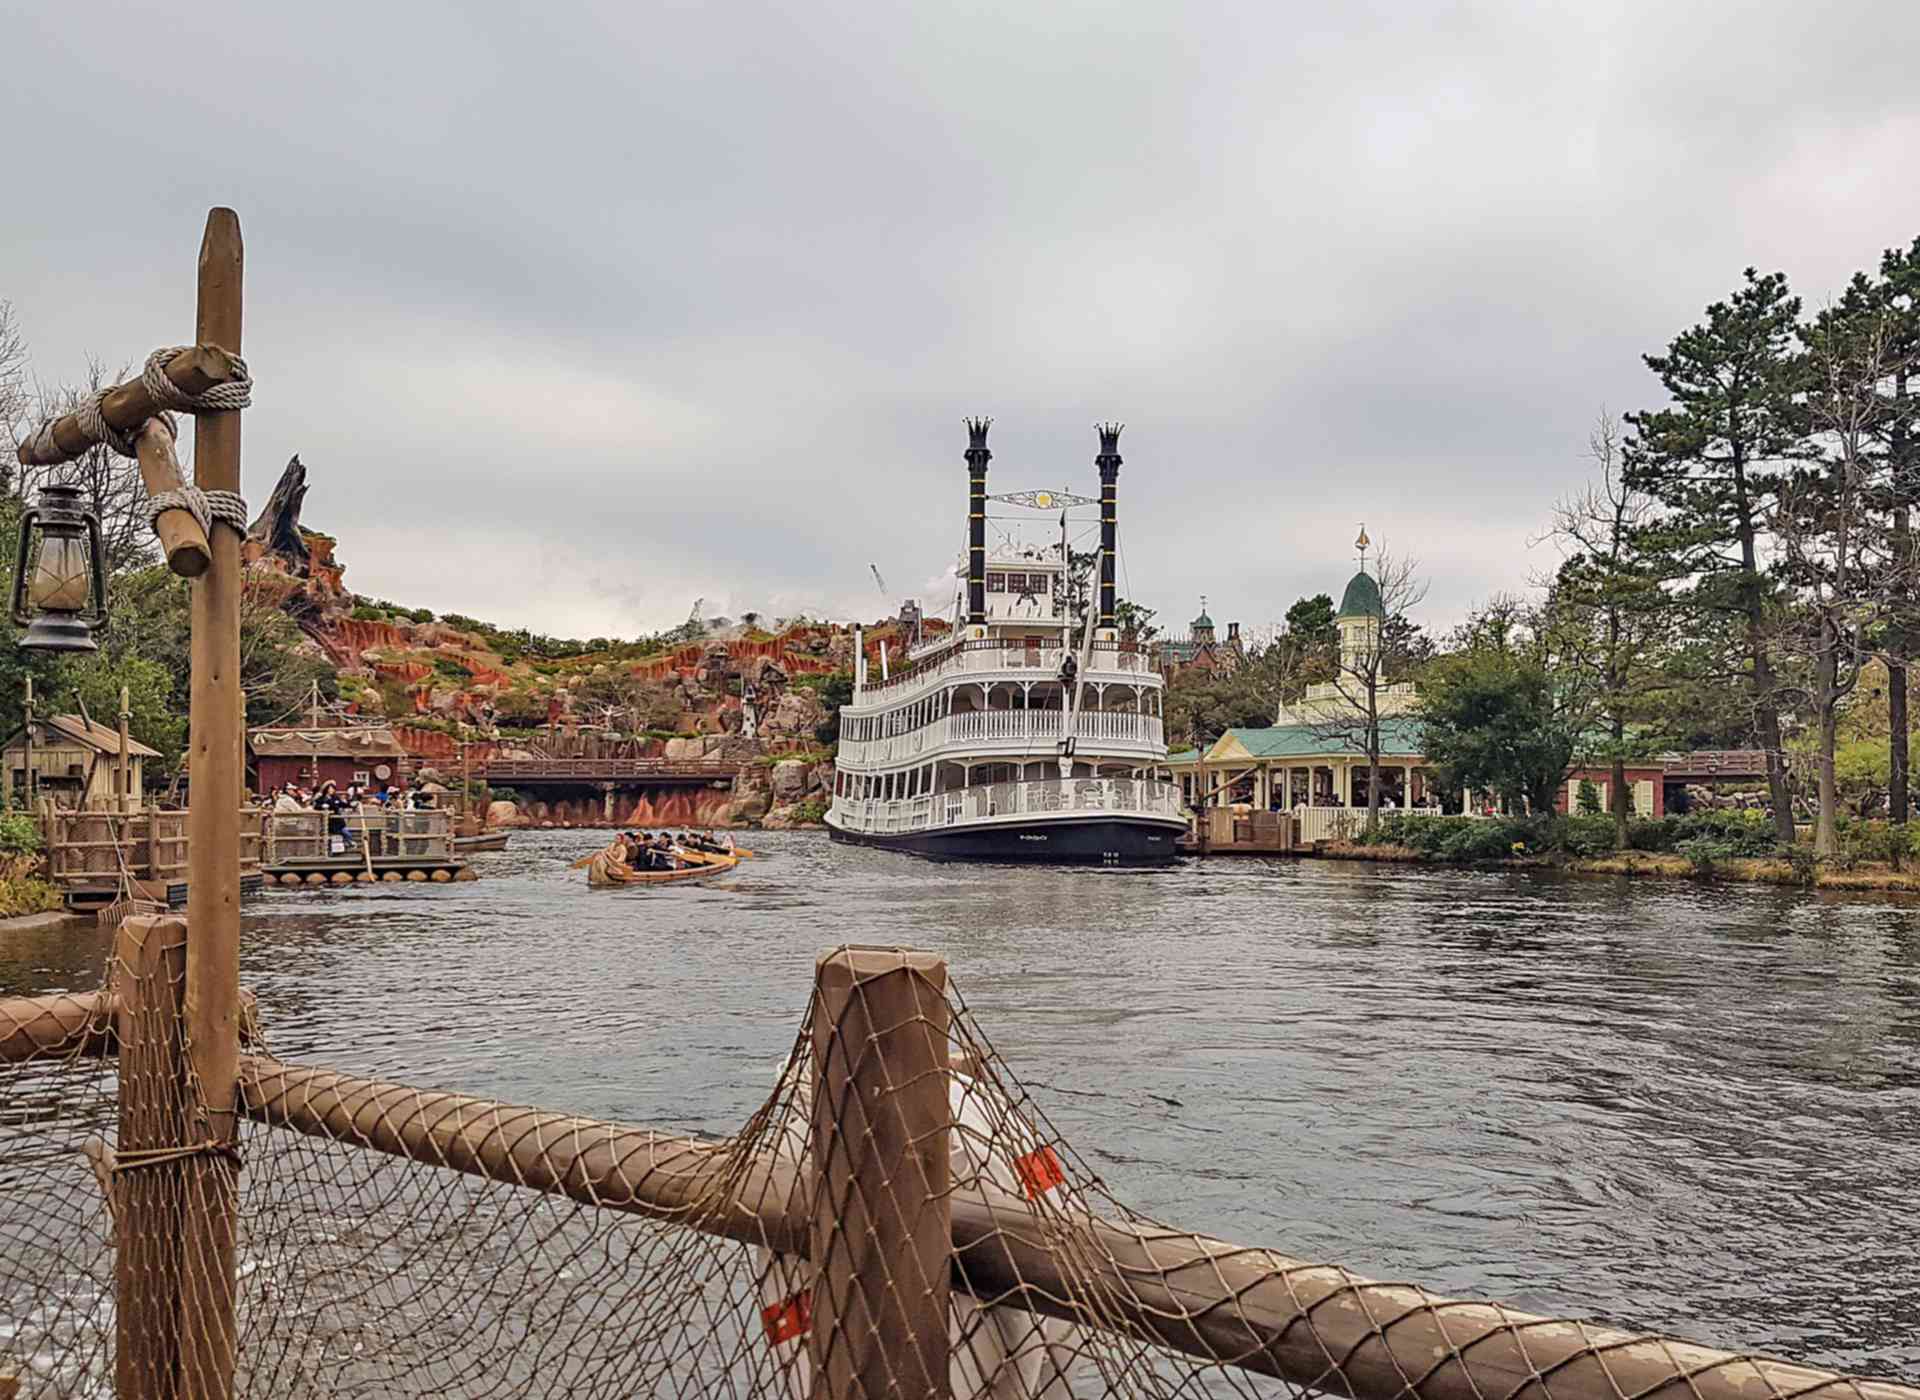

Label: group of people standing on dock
[267,779,437,814]
[266,780,438,855]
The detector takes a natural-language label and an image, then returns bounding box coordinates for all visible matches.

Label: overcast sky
[6,0,1919,641]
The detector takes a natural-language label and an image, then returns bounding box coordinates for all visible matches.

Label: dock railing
[263,807,455,866]
[2,935,1911,1399]
[40,806,263,894]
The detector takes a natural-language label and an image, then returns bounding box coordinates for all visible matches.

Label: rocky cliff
[242,455,894,828]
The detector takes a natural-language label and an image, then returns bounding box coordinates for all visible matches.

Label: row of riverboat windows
[842,690,959,743]
[986,571,1056,595]
[836,765,937,801]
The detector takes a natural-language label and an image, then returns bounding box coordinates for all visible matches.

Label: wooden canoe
[585,847,739,887]
[453,832,511,853]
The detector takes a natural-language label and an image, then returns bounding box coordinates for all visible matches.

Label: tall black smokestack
[1096,422,1122,632]
[965,417,992,630]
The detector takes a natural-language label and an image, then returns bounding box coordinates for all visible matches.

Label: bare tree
[1774,308,1917,855]
[0,301,28,476]
[1305,546,1427,831]
[17,358,155,570]
[1538,413,1672,847]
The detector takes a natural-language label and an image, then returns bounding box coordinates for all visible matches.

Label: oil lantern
[11,483,107,653]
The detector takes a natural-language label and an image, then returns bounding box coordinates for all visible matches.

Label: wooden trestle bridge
[480,756,741,785]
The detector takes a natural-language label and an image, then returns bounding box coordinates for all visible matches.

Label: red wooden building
[249,725,410,796]
[1553,765,1669,819]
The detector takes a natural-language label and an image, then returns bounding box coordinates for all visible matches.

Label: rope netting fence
[2,933,1914,1400]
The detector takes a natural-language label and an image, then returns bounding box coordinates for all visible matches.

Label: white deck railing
[851,642,1156,707]
[840,711,1164,767]
[833,777,1183,836]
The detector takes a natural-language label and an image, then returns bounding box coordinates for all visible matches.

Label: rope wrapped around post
[14,344,252,577]
[16,345,253,467]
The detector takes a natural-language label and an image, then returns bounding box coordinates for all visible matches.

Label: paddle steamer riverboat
[826,420,1185,864]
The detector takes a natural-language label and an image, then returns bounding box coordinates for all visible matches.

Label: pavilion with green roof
[1169,536,1442,821]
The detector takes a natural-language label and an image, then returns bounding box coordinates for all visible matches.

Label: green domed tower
[1336,526,1383,666]
[1190,599,1216,647]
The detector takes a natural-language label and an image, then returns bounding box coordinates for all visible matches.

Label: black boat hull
[827,816,1183,866]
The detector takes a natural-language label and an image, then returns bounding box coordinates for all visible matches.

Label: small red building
[250,725,410,796]
[1554,766,1668,819]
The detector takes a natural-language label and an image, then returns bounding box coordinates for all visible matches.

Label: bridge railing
[482,757,741,780]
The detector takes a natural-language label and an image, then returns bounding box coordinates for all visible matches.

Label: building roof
[1202,716,1426,763]
[1192,610,1214,629]
[5,714,161,759]
[249,725,408,760]
[1337,569,1384,620]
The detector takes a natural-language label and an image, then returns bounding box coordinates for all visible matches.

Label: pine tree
[1776,301,1910,854]
[1626,268,1807,845]
[1864,239,1920,828]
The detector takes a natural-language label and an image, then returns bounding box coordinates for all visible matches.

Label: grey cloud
[4,0,1918,637]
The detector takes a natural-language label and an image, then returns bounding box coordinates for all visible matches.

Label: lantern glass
[12,483,107,654]
[28,529,95,613]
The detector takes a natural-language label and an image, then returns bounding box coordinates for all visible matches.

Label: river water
[4,830,1918,1379]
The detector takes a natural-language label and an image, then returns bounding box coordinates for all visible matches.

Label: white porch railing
[1293,806,1364,845]
[1289,805,1491,844]
[834,777,1183,836]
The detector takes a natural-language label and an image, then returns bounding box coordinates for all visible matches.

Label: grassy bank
[1316,812,1920,892]
[1319,840,1920,891]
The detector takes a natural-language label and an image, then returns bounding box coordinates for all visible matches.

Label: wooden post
[119,685,132,815]
[808,947,951,1400]
[23,676,33,810]
[181,206,243,1400]
[114,914,189,1400]
[132,418,213,578]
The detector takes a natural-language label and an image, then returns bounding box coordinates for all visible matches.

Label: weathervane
[1355,523,1370,573]
[990,488,1097,511]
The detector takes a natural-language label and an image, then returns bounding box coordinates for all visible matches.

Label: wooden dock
[261,809,473,885]
[41,806,266,909]
[1177,807,1302,856]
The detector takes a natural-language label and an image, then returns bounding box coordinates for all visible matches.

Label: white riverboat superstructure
[826,420,1185,864]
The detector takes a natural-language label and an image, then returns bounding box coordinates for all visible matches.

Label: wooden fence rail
[40,807,263,890]
[230,973,1918,1400]
[9,944,1915,1400]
